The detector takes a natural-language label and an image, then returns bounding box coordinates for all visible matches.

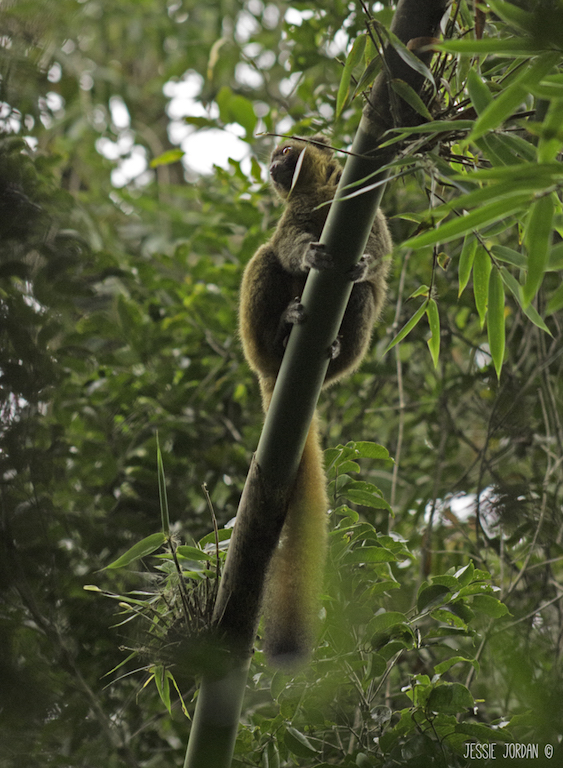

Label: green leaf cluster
[1,1,563,765]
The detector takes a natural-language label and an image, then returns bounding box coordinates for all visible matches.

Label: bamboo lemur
[239,135,392,667]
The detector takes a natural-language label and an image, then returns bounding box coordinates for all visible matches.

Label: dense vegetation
[1,1,562,766]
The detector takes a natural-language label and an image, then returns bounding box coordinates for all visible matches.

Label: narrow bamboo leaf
[438,38,546,56]
[473,246,492,329]
[386,29,436,93]
[390,79,433,121]
[543,74,563,85]
[538,97,563,163]
[383,301,427,354]
[430,178,546,219]
[409,284,430,299]
[487,268,505,379]
[426,298,440,369]
[175,545,214,561]
[106,532,167,569]
[485,0,533,31]
[496,131,538,162]
[364,33,377,63]
[336,35,366,118]
[549,242,563,270]
[466,68,493,114]
[457,162,563,182]
[169,674,190,718]
[459,235,477,296]
[469,52,560,143]
[499,267,551,334]
[479,133,525,166]
[491,245,527,270]
[153,666,172,714]
[523,195,554,306]
[156,433,170,536]
[529,81,563,101]
[354,55,383,96]
[403,195,529,250]
[546,282,563,315]
[383,119,475,138]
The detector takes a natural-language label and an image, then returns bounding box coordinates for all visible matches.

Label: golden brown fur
[239,135,392,666]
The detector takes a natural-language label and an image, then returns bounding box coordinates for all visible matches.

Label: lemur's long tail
[259,380,328,668]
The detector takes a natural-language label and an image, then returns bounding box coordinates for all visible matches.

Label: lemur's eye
[281,146,292,154]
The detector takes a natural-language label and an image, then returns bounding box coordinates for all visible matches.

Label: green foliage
[1,0,563,766]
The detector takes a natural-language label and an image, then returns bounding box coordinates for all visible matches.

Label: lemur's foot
[329,336,341,360]
[282,297,306,325]
[307,244,372,282]
[276,297,306,349]
[305,242,334,271]
[349,253,372,282]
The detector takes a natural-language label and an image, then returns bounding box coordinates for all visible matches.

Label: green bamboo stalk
[183,2,447,766]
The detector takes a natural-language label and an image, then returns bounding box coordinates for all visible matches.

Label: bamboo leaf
[153,666,172,714]
[487,268,505,379]
[529,80,563,101]
[175,545,214,561]
[408,284,430,299]
[549,242,563,270]
[523,194,554,306]
[537,97,563,163]
[336,35,366,118]
[495,132,538,162]
[491,245,527,270]
[434,178,545,215]
[455,163,563,182]
[106,532,167,569]
[479,133,526,167]
[156,433,170,536]
[169,674,190,718]
[466,68,493,114]
[390,79,433,121]
[485,0,533,31]
[383,301,427,354]
[377,120,476,151]
[426,298,440,369]
[437,38,546,56]
[474,246,492,329]
[386,28,436,93]
[500,267,551,334]
[546,282,563,316]
[402,195,529,250]
[354,55,383,96]
[469,53,560,143]
[459,235,477,296]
